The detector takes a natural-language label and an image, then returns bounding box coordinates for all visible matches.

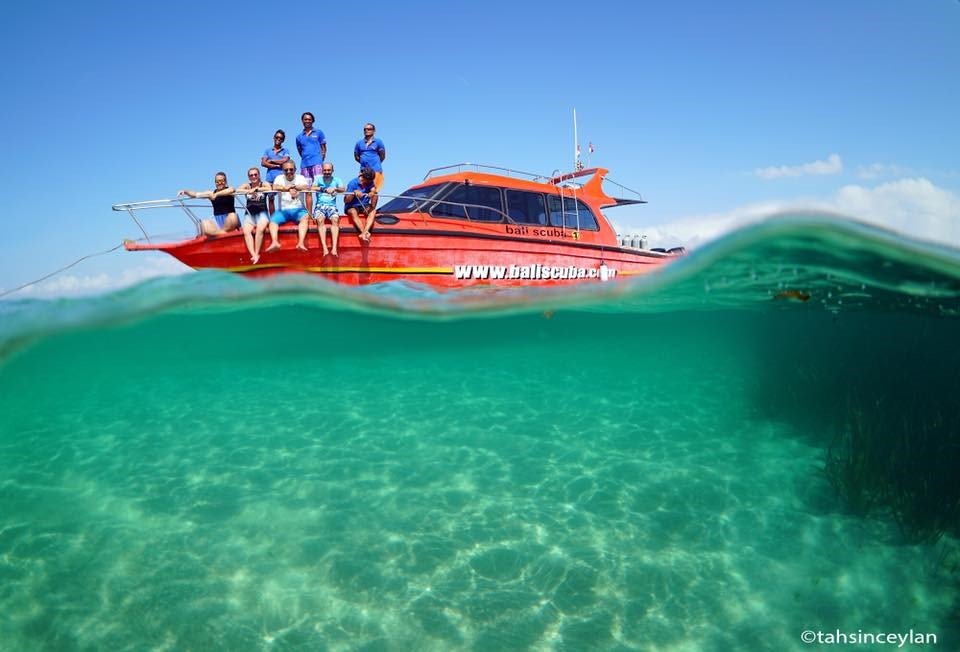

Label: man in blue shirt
[312,162,345,257]
[353,123,386,191]
[345,167,379,244]
[296,111,326,189]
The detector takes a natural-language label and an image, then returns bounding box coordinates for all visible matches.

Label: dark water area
[1,216,959,650]
[752,310,960,546]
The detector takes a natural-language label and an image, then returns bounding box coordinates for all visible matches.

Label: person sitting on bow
[344,167,379,244]
[177,171,240,237]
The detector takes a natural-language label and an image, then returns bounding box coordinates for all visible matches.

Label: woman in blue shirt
[261,129,290,215]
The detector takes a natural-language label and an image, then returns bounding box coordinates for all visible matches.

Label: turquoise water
[1,215,959,650]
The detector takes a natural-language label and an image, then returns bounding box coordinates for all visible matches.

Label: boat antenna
[569,109,583,237]
[573,108,582,172]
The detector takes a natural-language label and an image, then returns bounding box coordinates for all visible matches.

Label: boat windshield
[379,183,450,214]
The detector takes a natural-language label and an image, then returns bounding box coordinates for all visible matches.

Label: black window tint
[505,190,547,225]
[378,184,448,213]
[431,184,504,222]
[547,195,599,230]
[430,185,467,219]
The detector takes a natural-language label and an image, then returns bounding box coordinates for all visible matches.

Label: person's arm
[378,140,386,162]
[296,136,303,157]
[265,149,290,169]
[354,142,361,164]
[321,142,327,161]
[210,186,235,198]
[178,189,212,199]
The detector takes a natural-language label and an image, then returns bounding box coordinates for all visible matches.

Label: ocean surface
[1,214,959,651]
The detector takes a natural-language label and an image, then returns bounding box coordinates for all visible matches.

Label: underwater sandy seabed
[0,304,958,650]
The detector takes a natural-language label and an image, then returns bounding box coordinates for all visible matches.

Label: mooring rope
[0,242,129,299]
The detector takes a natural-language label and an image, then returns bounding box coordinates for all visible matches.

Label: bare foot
[266,243,281,252]
[296,243,308,252]
[321,248,330,257]
[331,250,338,257]
[251,254,260,265]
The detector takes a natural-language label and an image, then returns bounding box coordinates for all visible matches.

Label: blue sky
[1,0,958,297]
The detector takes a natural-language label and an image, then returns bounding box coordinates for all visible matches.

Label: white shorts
[243,211,270,228]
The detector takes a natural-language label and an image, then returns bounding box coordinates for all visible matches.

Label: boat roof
[415,163,646,208]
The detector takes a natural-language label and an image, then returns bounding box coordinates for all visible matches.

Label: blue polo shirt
[313,175,343,208]
[296,129,326,167]
[344,177,376,209]
[262,146,290,182]
[354,137,385,172]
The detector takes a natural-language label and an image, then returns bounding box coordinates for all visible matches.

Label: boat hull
[126,224,675,288]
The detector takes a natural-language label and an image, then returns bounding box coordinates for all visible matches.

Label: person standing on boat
[344,167,379,244]
[177,172,239,237]
[236,167,272,264]
[261,129,290,215]
[353,123,385,192]
[312,162,345,257]
[267,163,311,252]
[296,111,326,217]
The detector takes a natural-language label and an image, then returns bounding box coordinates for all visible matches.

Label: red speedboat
[117,164,683,288]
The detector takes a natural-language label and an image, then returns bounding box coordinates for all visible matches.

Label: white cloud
[6,256,190,299]
[614,201,791,249]
[755,153,843,179]
[832,177,960,244]
[639,177,960,250]
[856,162,911,180]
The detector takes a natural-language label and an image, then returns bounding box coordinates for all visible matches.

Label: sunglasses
[283,168,296,172]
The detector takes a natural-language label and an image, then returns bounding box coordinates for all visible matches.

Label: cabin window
[547,195,599,230]
[378,184,450,213]
[505,190,547,225]
[431,184,504,222]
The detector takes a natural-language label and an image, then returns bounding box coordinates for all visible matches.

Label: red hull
[120,165,681,288]
[126,222,674,288]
